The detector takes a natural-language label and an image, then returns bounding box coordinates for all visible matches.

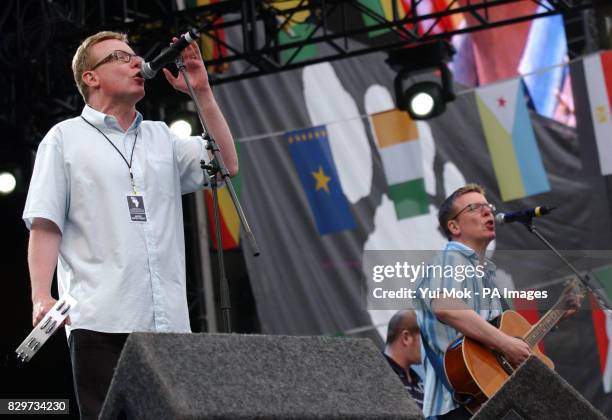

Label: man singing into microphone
[22,31,237,419]
[416,184,532,419]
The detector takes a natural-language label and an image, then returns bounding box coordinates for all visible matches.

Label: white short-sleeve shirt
[23,105,208,335]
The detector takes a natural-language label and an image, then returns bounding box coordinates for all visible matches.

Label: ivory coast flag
[475,78,550,202]
[370,109,428,219]
[570,51,612,176]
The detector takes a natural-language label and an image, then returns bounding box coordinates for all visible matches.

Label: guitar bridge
[495,353,514,375]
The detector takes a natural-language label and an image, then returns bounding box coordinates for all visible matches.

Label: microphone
[140,28,200,79]
[495,206,556,225]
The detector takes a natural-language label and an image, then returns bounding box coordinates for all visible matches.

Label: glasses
[450,202,496,220]
[90,50,140,70]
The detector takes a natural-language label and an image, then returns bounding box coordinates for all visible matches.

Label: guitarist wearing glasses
[416,184,581,419]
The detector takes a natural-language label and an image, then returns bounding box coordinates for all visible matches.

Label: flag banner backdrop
[518,6,567,118]
[357,0,464,38]
[185,0,228,74]
[274,0,318,65]
[285,126,356,235]
[204,143,242,250]
[358,0,407,37]
[213,27,612,415]
[474,78,551,201]
[370,109,428,219]
[590,266,612,393]
[571,51,612,176]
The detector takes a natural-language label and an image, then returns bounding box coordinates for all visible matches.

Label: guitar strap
[421,332,453,392]
[500,295,511,311]
[480,263,511,313]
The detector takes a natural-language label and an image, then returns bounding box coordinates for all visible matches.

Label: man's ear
[447,219,460,237]
[402,331,418,348]
[82,71,99,88]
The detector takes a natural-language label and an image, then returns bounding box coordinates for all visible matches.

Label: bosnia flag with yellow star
[286,125,356,235]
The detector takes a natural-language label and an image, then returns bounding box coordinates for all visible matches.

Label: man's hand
[162,37,210,94]
[32,295,56,326]
[32,295,71,327]
[498,335,531,368]
[561,286,585,320]
[159,37,238,176]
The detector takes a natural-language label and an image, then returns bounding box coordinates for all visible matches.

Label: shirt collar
[446,241,496,273]
[383,353,421,383]
[82,104,143,133]
[383,353,407,376]
[446,241,478,259]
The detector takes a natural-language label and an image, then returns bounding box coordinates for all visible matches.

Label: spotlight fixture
[170,119,193,138]
[168,111,199,138]
[0,171,17,195]
[387,41,456,120]
[0,165,24,196]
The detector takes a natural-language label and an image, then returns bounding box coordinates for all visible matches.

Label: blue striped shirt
[416,241,502,418]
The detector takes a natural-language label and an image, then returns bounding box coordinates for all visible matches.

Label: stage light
[0,171,17,195]
[404,82,442,119]
[170,119,193,137]
[410,91,435,116]
[387,41,456,120]
[168,111,198,138]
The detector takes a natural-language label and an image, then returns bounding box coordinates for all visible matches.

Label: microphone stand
[175,56,260,333]
[520,218,612,312]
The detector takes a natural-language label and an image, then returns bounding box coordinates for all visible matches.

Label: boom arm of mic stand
[521,219,612,312]
[175,57,260,257]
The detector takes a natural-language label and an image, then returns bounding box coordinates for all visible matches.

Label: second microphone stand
[175,57,260,334]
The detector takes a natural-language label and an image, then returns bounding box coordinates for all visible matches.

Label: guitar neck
[522,280,578,348]
[523,308,565,348]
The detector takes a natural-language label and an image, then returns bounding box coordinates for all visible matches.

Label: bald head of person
[385,310,421,367]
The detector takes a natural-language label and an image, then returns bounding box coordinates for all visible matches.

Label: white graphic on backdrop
[303,63,373,203]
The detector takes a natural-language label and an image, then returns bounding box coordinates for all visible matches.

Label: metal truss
[0,0,593,138]
[1,1,596,93]
[46,0,592,85]
[187,0,596,84]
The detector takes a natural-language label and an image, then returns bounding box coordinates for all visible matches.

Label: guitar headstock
[556,278,585,312]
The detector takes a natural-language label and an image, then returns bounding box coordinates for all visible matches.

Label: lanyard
[81,116,139,194]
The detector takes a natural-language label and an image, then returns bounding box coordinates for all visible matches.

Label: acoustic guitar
[443,280,581,414]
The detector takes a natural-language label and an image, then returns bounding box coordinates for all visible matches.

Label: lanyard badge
[81,116,148,223]
[126,194,147,222]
